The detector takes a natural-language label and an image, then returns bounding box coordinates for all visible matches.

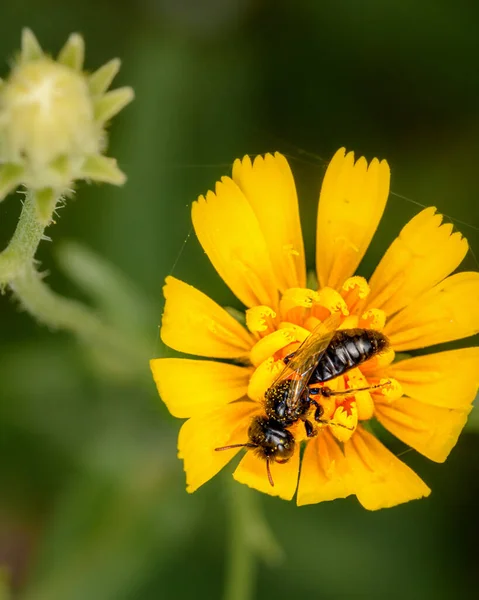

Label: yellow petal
[371,378,403,403]
[232,153,306,291]
[358,308,386,330]
[279,288,320,323]
[367,208,468,317]
[277,321,311,342]
[297,430,354,506]
[233,443,300,501]
[316,148,390,290]
[247,356,284,401]
[150,358,252,418]
[341,276,370,313]
[245,305,277,335]
[378,348,479,410]
[385,272,479,350]
[344,368,375,420]
[192,176,278,308]
[360,347,395,374]
[179,401,260,493]
[249,328,299,366]
[161,276,254,358]
[375,396,471,463]
[344,427,431,510]
[315,287,349,316]
[337,314,359,329]
[326,393,358,442]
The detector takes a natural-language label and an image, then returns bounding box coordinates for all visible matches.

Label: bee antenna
[214,443,256,452]
[318,419,354,431]
[331,380,392,397]
[266,459,275,487]
[331,421,354,431]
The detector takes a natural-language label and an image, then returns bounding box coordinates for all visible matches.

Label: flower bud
[0,29,134,222]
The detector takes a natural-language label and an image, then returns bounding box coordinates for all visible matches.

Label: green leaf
[56,240,155,335]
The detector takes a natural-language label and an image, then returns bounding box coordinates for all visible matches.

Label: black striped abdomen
[310,329,389,384]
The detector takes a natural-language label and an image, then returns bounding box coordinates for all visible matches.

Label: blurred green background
[1,1,478,599]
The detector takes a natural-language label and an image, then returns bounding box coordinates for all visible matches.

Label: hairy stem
[0,187,147,379]
[0,191,46,283]
[10,265,146,374]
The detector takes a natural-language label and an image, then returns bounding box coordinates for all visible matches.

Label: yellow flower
[150,149,479,510]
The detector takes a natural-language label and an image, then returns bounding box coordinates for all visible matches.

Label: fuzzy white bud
[0,30,134,221]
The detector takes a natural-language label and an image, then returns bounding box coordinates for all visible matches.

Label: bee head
[214,415,295,487]
[248,415,295,463]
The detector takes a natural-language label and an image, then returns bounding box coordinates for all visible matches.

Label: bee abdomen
[310,328,389,383]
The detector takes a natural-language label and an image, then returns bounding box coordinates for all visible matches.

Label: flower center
[245,277,401,443]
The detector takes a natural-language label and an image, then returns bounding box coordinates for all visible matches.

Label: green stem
[10,265,146,374]
[0,188,147,379]
[0,191,46,283]
[223,483,283,600]
[224,485,256,600]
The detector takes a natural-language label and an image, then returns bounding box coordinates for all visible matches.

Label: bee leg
[309,399,324,422]
[309,386,333,399]
[303,419,317,438]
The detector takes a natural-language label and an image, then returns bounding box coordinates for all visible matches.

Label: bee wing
[273,313,341,410]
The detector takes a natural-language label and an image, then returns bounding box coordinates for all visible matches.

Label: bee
[216,314,391,486]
